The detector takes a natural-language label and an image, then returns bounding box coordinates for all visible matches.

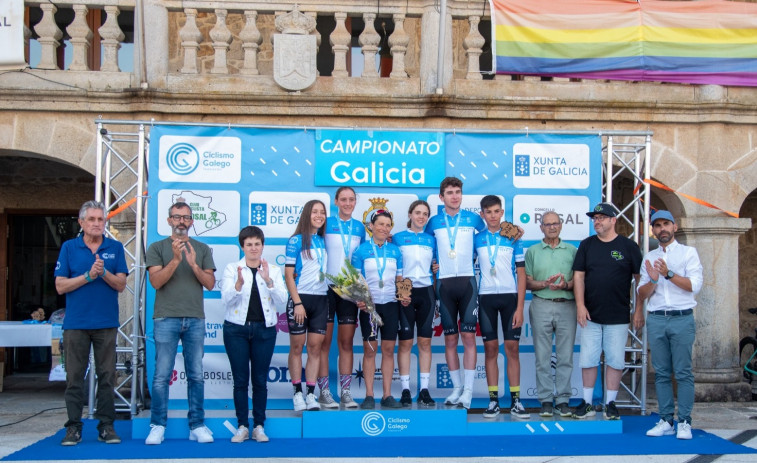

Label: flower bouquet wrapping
[325,259,383,339]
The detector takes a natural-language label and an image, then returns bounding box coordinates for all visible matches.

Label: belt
[651,309,693,317]
[533,294,573,303]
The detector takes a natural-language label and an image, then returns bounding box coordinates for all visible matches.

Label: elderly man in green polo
[525,210,577,418]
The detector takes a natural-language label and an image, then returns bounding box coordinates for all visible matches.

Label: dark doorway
[7,213,79,373]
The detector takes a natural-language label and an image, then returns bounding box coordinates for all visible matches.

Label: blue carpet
[3,416,755,460]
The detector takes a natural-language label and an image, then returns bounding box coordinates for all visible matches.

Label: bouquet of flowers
[325,259,383,339]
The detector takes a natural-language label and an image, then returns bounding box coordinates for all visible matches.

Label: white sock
[400,375,410,390]
[449,369,462,389]
[583,387,594,403]
[464,369,475,391]
[606,390,618,404]
[420,373,430,390]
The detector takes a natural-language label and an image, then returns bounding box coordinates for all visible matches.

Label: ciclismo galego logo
[361,412,386,436]
[159,135,242,183]
[166,142,200,175]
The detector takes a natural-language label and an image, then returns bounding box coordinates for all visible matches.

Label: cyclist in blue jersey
[425,177,486,409]
[320,186,366,409]
[352,210,408,409]
[285,200,328,412]
[394,200,438,408]
[475,195,529,420]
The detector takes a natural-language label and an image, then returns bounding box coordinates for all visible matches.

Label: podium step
[132,405,622,440]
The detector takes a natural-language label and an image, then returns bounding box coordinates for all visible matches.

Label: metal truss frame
[90,120,651,416]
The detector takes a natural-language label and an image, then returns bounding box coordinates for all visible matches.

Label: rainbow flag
[492,0,757,86]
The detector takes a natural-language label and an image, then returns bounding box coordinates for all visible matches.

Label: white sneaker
[293,391,306,411]
[306,392,321,410]
[677,421,692,440]
[145,424,165,445]
[445,387,463,405]
[458,389,473,409]
[318,389,339,409]
[341,389,359,409]
[646,419,675,437]
[189,425,214,443]
[231,425,248,443]
[252,425,269,443]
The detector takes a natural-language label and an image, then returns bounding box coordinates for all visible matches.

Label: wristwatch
[665,270,674,280]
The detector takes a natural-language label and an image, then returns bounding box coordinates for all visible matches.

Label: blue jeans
[151,317,206,429]
[223,321,277,429]
[647,312,695,424]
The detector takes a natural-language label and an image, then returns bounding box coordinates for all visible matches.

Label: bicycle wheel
[739,336,757,383]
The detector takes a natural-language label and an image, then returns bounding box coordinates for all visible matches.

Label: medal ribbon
[312,234,325,276]
[443,212,461,254]
[370,239,387,286]
[486,230,501,271]
[337,218,354,259]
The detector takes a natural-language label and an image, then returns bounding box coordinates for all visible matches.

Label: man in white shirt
[634,210,703,440]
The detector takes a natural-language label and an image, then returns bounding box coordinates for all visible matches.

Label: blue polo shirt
[54,234,128,330]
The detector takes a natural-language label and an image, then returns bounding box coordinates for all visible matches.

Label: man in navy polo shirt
[55,200,128,446]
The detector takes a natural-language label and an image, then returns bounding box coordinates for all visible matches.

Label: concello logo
[361,412,386,436]
[166,143,200,175]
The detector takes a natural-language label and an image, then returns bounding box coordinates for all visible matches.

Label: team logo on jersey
[362,197,393,238]
[611,250,624,261]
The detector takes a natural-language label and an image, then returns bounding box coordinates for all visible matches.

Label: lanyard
[370,239,387,288]
[312,235,325,279]
[337,218,354,259]
[443,212,461,254]
[486,231,501,275]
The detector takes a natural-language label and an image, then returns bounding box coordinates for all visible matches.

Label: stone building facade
[1,0,756,401]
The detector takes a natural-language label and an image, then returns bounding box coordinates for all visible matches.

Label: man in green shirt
[144,201,216,445]
[525,211,577,418]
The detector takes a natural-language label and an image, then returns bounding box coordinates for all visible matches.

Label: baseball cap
[651,210,675,225]
[586,202,618,218]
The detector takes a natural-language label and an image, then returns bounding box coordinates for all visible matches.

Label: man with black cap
[634,210,702,440]
[571,202,642,420]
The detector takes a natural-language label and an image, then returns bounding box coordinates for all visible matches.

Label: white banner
[0,0,26,71]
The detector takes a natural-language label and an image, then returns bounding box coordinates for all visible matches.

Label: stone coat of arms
[273,7,317,91]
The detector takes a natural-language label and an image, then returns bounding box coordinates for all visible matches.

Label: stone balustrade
[21,0,525,90]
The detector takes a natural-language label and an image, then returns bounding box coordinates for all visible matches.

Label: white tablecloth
[0,322,52,347]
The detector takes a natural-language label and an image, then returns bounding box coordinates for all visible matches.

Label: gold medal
[490,268,496,276]
[319,271,325,282]
[379,280,384,289]
[449,249,456,259]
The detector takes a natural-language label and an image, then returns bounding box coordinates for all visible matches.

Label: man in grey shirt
[144,201,216,445]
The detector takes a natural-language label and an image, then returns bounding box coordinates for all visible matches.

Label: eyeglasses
[541,222,561,228]
[170,215,193,222]
[591,215,611,222]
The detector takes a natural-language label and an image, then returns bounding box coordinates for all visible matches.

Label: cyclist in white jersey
[352,210,408,409]
[393,200,438,407]
[284,200,328,412]
[425,177,486,409]
[475,195,529,420]
[320,186,365,409]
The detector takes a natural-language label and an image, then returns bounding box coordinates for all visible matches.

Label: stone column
[142,0,169,87]
[419,6,452,94]
[678,216,753,401]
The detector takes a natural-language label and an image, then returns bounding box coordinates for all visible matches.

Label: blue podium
[132,404,622,440]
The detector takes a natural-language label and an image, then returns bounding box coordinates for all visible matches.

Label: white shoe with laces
[445,387,463,405]
[231,425,248,443]
[293,391,306,411]
[458,389,473,409]
[145,424,165,445]
[252,425,269,443]
[646,419,675,437]
[677,421,693,440]
[305,392,321,411]
[189,425,214,443]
